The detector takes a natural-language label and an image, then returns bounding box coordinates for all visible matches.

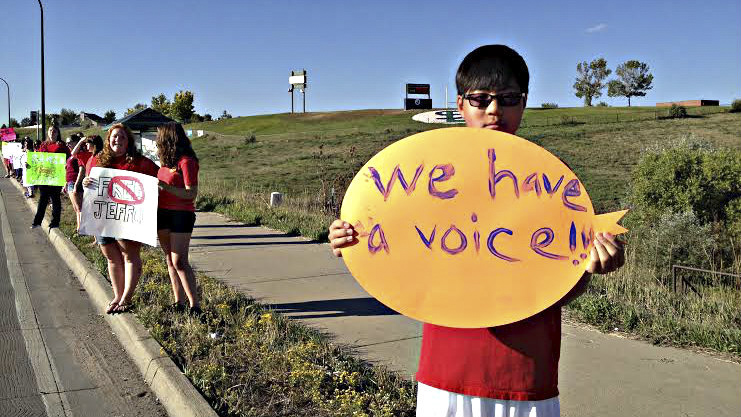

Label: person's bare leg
[67,190,81,231]
[157,229,186,305]
[117,239,143,307]
[169,232,199,308]
[100,242,125,311]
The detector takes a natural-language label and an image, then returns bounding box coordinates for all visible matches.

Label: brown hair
[156,122,198,168]
[97,123,141,167]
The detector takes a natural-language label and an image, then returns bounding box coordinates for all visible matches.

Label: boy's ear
[456,95,465,112]
[522,94,528,109]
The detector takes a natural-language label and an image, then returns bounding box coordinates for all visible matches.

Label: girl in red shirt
[155,122,201,315]
[82,124,159,314]
[31,125,70,229]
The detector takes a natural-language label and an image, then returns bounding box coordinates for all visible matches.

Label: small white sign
[79,167,159,246]
[412,110,465,124]
[289,75,306,85]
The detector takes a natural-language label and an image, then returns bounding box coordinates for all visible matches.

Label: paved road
[189,211,741,417]
[0,179,167,417]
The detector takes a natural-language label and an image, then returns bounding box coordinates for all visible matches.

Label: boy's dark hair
[456,45,529,95]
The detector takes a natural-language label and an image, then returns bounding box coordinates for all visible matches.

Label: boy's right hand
[328,219,356,257]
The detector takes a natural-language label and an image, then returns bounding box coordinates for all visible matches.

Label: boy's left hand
[585,232,625,274]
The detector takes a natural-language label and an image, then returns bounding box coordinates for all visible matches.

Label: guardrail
[671,264,741,298]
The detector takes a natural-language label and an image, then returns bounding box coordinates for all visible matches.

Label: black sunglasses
[463,92,526,108]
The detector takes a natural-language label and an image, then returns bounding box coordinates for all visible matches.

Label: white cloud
[586,23,608,33]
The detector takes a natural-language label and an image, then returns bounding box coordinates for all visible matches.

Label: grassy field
[171,106,740,240]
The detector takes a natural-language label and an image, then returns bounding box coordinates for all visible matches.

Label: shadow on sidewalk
[271,297,399,319]
[193,233,296,240]
[191,240,315,248]
[194,223,251,228]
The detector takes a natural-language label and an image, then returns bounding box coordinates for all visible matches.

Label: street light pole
[38,0,46,137]
[0,77,9,127]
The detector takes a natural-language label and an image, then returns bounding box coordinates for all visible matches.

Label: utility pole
[0,77,9,127]
[38,0,46,137]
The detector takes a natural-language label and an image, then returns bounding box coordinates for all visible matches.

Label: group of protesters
[9,121,201,316]
[3,135,41,197]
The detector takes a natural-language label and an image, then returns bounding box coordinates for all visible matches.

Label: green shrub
[540,102,558,109]
[730,99,741,113]
[627,135,741,225]
[596,101,608,107]
[668,104,687,119]
[631,210,715,281]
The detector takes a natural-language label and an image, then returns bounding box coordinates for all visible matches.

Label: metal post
[290,88,294,114]
[0,77,9,127]
[38,0,46,137]
[302,89,305,113]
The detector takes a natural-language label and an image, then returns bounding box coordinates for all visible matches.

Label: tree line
[573,58,654,107]
[126,90,232,123]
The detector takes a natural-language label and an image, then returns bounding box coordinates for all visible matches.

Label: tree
[9,118,20,128]
[125,103,147,116]
[59,108,78,126]
[170,90,195,123]
[607,60,654,107]
[203,113,212,121]
[151,93,171,116]
[103,110,116,124]
[20,117,31,127]
[573,58,611,107]
[219,110,232,120]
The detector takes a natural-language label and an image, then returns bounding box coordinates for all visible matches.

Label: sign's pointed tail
[594,209,629,235]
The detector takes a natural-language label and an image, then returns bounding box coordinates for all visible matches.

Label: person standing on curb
[156,122,202,316]
[82,124,159,314]
[66,135,93,233]
[31,125,70,230]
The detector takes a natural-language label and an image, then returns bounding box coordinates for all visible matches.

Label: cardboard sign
[24,152,66,186]
[340,127,628,328]
[0,128,16,141]
[79,167,159,246]
[1,142,21,159]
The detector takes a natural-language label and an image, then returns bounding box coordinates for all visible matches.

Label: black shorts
[157,208,196,234]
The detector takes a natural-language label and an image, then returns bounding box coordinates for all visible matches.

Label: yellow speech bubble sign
[340,127,627,328]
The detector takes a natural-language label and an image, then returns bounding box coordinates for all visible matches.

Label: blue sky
[2,0,739,122]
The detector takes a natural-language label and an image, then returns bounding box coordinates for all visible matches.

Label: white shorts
[416,382,560,417]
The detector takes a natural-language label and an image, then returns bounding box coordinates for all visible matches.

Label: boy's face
[457,82,526,134]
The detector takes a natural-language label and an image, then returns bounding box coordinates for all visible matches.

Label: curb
[11,180,218,417]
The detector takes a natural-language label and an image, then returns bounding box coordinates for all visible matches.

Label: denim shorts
[95,236,117,245]
[66,181,76,193]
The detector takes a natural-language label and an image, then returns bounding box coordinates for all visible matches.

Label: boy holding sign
[329,45,625,417]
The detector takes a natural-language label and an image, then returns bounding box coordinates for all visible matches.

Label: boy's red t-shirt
[85,154,159,177]
[415,305,561,401]
[157,156,199,212]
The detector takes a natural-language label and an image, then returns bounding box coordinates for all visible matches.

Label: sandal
[114,302,134,314]
[105,300,119,314]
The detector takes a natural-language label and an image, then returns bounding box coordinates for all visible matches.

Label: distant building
[79,112,105,126]
[656,100,719,107]
[105,107,176,166]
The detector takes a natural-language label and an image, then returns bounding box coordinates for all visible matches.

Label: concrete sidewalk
[189,211,741,417]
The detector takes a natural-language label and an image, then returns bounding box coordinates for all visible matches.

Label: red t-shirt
[75,150,93,170]
[65,157,79,182]
[39,142,71,158]
[157,156,199,211]
[415,305,561,401]
[66,150,93,182]
[85,154,159,177]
